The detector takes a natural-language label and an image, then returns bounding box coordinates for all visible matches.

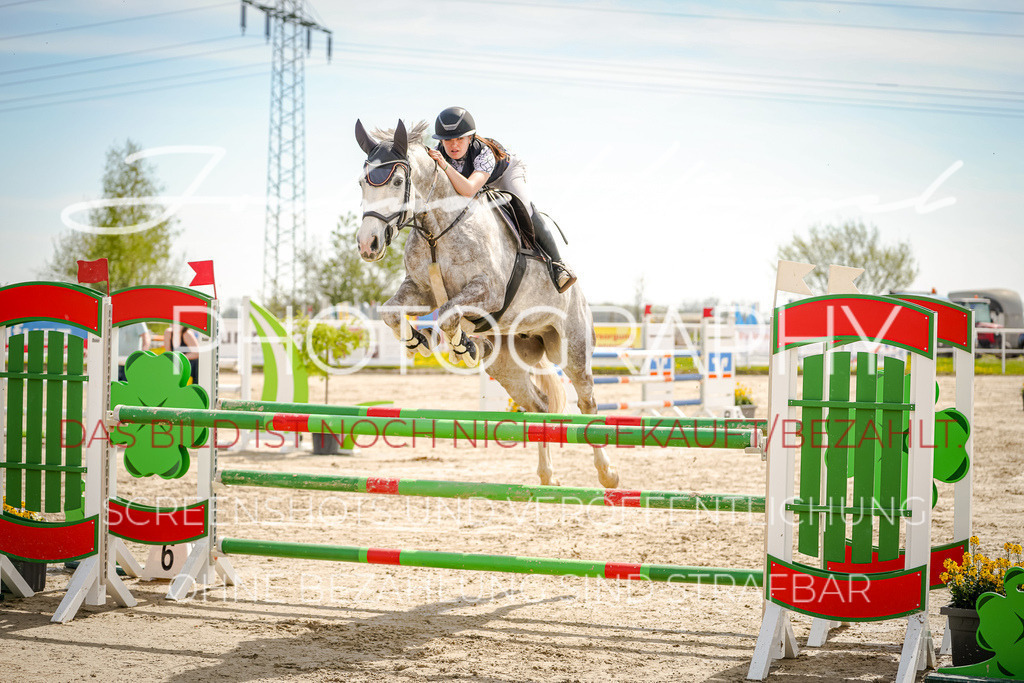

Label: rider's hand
[427,149,447,168]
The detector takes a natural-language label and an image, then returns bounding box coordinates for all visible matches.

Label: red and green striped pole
[219,398,767,431]
[218,469,766,513]
[114,406,760,450]
[218,537,763,587]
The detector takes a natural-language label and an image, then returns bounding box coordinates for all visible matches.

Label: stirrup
[551,261,576,293]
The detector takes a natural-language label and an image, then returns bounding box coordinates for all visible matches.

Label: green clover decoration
[852,376,971,508]
[939,566,1024,679]
[110,350,209,479]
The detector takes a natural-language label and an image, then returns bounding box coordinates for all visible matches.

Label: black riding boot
[531,210,577,293]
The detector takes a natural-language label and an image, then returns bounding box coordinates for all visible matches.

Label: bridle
[361,157,413,250]
[361,152,472,261]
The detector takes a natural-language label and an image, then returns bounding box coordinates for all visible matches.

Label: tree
[292,315,366,403]
[305,212,406,307]
[776,221,918,294]
[44,139,183,289]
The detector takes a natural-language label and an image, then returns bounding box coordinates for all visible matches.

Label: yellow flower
[943,538,1024,607]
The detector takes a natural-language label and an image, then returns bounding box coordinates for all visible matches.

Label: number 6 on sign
[141,543,193,581]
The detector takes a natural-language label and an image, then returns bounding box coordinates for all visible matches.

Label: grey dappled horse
[354,119,617,488]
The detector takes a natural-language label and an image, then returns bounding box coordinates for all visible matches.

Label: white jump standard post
[747,295,938,682]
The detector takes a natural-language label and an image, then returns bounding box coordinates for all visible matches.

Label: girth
[463,189,547,334]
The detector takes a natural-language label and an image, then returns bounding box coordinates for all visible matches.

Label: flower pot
[940,605,988,666]
[311,432,340,455]
[0,560,46,593]
[740,404,756,419]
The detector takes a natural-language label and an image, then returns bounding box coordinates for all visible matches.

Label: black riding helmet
[433,106,476,140]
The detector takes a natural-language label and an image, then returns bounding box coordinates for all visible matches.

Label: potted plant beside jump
[939,536,1024,667]
[293,315,366,455]
[734,383,756,419]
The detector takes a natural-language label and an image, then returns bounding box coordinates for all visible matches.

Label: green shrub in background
[293,316,367,403]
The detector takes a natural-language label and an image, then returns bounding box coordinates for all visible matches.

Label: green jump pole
[115,406,759,450]
[218,469,766,513]
[219,537,763,587]
[220,398,767,431]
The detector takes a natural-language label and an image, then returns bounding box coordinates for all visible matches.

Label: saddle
[464,189,551,333]
[483,188,541,255]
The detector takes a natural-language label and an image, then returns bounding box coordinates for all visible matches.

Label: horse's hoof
[448,331,480,367]
[403,329,433,359]
[599,469,620,489]
[537,469,559,486]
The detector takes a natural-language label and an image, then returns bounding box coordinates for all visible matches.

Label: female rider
[426,106,576,293]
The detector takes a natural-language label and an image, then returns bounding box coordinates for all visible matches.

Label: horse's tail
[532,359,566,415]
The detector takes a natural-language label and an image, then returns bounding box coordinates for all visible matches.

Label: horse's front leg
[435,276,503,368]
[380,277,436,358]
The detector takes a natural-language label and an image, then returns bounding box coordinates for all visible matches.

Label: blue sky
[1,0,1022,310]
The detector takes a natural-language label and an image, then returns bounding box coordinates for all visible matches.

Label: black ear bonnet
[355,119,410,186]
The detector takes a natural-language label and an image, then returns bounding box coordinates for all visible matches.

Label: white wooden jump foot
[894,614,932,683]
[806,618,842,647]
[166,539,236,600]
[747,601,798,680]
[53,556,99,622]
[166,538,210,601]
[113,538,143,577]
[105,572,136,609]
[939,620,951,655]
[51,554,137,623]
[0,555,34,597]
[214,555,237,586]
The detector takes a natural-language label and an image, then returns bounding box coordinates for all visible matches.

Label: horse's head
[354,119,414,262]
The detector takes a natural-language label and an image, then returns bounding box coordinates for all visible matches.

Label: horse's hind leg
[561,333,619,489]
[486,342,559,486]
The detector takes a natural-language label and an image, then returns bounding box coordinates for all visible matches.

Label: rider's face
[442,135,471,160]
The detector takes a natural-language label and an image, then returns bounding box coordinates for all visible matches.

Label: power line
[0,0,54,8]
[0,66,281,114]
[0,61,270,106]
[0,41,262,87]
[4,34,1011,119]
[332,49,1023,118]
[447,0,1024,39]
[771,0,1024,17]
[0,2,235,41]
[0,35,246,76]
[340,41,1024,105]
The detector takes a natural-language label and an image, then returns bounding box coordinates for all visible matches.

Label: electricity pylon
[241,0,331,306]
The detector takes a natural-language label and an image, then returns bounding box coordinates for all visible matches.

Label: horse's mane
[370,121,431,150]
